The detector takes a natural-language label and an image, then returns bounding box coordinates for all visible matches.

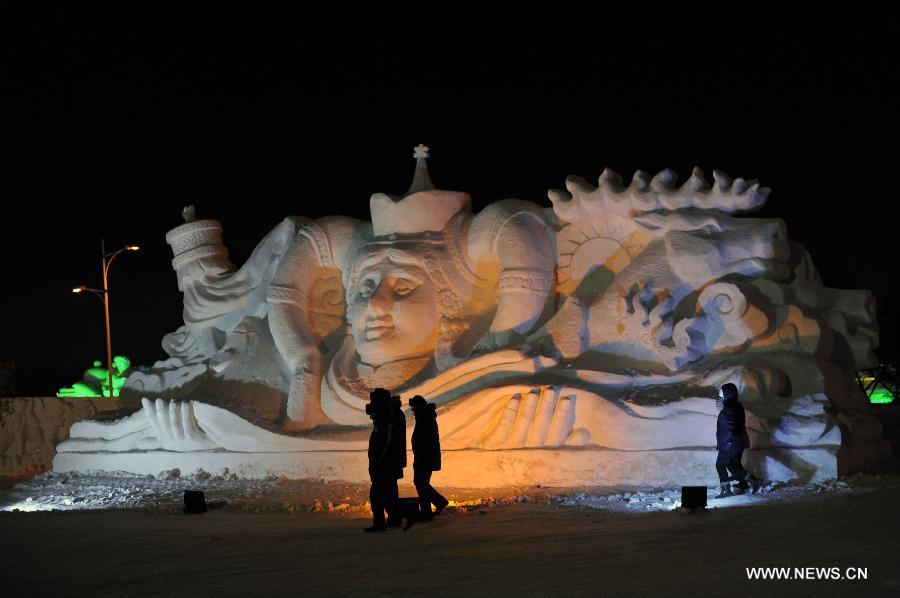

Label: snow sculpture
[55,146,889,484]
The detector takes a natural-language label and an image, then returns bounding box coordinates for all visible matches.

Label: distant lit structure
[71,240,139,396]
[856,364,897,404]
[57,356,132,398]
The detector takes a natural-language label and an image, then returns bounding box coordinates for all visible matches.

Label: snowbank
[0,397,128,485]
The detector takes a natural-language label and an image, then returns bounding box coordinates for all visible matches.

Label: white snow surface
[2,472,899,596]
[0,469,876,514]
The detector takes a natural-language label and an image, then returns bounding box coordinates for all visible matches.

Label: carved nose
[367,283,394,315]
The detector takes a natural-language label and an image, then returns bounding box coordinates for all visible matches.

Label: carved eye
[358,278,378,299]
[393,278,420,296]
[701,224,720,236]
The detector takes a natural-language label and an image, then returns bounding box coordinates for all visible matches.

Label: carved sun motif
[556,215,649,294]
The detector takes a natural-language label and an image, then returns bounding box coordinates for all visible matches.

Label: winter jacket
[411,404,442,472]
[392,402,408,471]
[716,398,747,451]
[368,410,407,479]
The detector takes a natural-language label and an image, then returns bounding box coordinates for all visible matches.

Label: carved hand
[142,398,221,451]
[477,386,585,449]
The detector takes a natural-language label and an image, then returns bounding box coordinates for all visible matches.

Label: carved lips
[364,317,396,340]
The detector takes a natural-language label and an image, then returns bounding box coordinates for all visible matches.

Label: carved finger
[72,406,149,439]
[169,399,185,442]
[565,428,592,446]
[155,399,174,444]
[545,394,577,446]
[481,394,521,449]
[142,397,163,445]
[505,389,540,448]
[182,401,204,444]
[526,385,560,447]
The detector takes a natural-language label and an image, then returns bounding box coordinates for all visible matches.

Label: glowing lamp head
[127,245,140,251]
[72,287,84,293]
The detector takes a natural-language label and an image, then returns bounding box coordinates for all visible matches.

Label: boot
[434,497,449,517]
[363,524,387,533]
[733,480,749,494]
[746,474,764,494]
[714,483,732,499]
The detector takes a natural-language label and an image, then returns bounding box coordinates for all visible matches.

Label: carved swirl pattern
[266,285,306,309]
[697,282,748,323]
[296,221,335,269]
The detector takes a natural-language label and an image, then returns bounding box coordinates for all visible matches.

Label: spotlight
[681,486,707,511]
[183,490,207,514]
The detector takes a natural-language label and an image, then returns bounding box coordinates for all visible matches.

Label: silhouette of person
[409,395,449,520]
[715,383,763,498]
[364,388,395,531]
[384,394,408,528]
[364,388,406,532]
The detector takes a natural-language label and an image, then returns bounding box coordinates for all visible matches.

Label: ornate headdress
[369,144,471,237]
[344,145,486,369]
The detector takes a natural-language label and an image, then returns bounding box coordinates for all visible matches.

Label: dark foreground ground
[2,478,899,597]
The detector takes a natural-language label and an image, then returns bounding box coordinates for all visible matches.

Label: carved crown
[369,144,471,237]
[370,190,471,237]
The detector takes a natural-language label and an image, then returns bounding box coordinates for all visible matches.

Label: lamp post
[73,239,139,397]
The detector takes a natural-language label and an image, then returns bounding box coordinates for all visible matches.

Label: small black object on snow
[183,490,207,514]
[681,486,707,511]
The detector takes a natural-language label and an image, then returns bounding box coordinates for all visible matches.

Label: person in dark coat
[715,383,763,498]
[409,395,449,520]
[384,394,408,527]
[364,388,406,532]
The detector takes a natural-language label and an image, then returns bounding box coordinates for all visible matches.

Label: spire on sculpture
[406,143,435,195]
[372,144,470,236]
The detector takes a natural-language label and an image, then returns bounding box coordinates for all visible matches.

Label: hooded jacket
[411,403,442,472]
[368,403,407,479]
[716,393,748,451]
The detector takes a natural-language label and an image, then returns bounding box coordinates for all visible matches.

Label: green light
[869,388,894,404]
[856,369,897,405]
[57,356,131,398]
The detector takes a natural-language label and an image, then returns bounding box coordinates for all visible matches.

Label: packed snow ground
[0,468,873,515]
[2,472,899,596]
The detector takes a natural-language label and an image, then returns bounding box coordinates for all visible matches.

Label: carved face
[348,257,438,366]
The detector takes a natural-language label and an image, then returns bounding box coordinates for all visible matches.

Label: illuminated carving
[56,150,889,484]
[58,356,132,398]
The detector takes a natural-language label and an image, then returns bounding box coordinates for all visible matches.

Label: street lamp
[72,239,140,397]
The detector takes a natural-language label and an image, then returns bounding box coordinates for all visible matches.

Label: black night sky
[1,10,897,396]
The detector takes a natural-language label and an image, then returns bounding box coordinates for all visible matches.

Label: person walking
[715,383,763,498]
[364,388,406,531]
[385,394,408,527]
[409,395,449,520]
